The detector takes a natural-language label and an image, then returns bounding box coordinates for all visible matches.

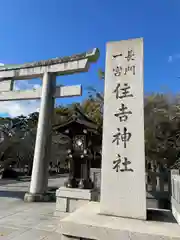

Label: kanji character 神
[112,127,132,148]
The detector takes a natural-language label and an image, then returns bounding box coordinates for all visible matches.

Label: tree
[144,93,180,168]
[81,97,103,127]
[0,114,37,175]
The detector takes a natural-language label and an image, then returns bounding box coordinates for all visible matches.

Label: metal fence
[90,168,171,208]
[146,171,170,197]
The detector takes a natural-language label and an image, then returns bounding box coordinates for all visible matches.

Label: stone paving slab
[7,228,52,240]
[43,232,64,240]
[0,177,68,239]
[0,227,29,240]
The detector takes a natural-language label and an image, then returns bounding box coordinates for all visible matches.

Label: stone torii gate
[0,48,99,201]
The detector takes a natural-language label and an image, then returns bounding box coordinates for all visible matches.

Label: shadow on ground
[18,174,68,181]
[0,190,26,199]
[147,209,177,223]
[0,188,57,201]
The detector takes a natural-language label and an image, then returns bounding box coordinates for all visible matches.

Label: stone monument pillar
[26,72,56,201]
[59,40,180,240]
[100,38,146,220]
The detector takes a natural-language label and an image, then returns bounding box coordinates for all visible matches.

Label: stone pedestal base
[58,202,180,240]
[55,187,98,213]
[172,197,180,225]
[24,192,54,202]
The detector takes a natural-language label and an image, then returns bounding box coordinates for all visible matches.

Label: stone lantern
[53,106,101,189]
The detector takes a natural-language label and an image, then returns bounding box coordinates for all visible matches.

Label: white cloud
[168,53,180,63]
[14,80,41,91]
[0,100,40,117]
[0,80,41,117]
[0,63,4,66]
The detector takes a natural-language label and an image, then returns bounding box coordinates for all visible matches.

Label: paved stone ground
[0,176,68,239]
[0,176,172,239]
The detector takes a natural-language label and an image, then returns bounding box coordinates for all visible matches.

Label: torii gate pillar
[29,72,55,196]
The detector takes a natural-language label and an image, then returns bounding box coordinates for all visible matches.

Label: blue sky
[0,0,180,117]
